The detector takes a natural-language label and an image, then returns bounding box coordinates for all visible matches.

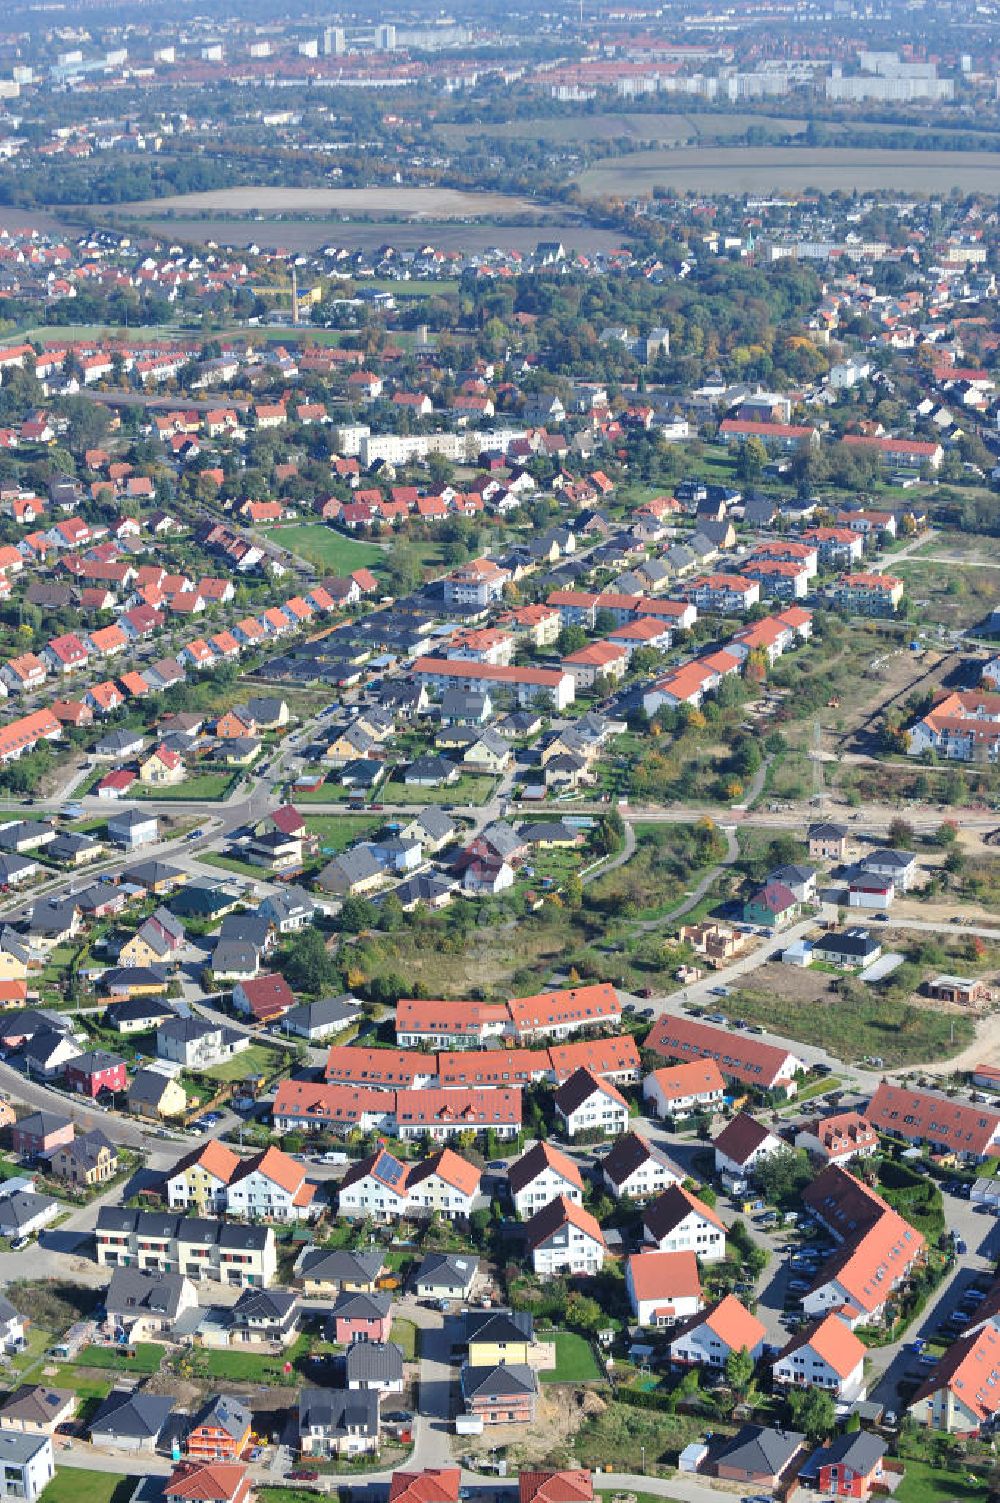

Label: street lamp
[640,1446,645,1475]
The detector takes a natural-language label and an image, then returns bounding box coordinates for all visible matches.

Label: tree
[788,1384,835,1443]
[754,1148,812,1208]
[725,1345,756,1399]
[558,624,587,656]
[564,1291,603,1334]
[281,927,340,994]
[339,896,376,933]
[887,817,914,848]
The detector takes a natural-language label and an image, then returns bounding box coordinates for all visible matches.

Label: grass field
[381,773,496,806]
[894,559,999,630]
[134,771,235,801]
[539,1330,602,1383]
[305,814,383,852]
[575,146,1000,197]
[270,524,384,574]
[392,1318,418,1360]
[894,1460,986,1503]
[41,1469,135,1503]
[731,973,974,1068]
[200,1041,284,1083]
[438,111,813,146]
[575,1401,723,1473]
[201,852,268,879]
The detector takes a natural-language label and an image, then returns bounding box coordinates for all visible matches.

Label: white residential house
[642,1060,726,1119]
[508,1141,584,1218]
[626,1250,703,1327]
[0,1432,54,1503]
[602,1132,683,1203]
[525,1195,606,1277]
[226,1149,317,1223]
[338,1149,411,1222]
[643,1185,727,1263]
[404,1149,480,1221]
[0,1294,26,1353]
[712,1112,785,1189]
[668,1294,768,1370]
[772,1312,867,1401]
[553,1066,629,1140]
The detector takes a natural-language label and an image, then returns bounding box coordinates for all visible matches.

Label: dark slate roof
[90,1390,174,1442]
[344,1339,404,1383]
[461,1363,537,1400]
[297,1247,384,1285]
[715,1425,806,1478]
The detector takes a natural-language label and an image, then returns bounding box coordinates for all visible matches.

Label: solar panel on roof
[375,1150,404,1186]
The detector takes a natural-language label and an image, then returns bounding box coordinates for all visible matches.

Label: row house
[94,1208,277,1286]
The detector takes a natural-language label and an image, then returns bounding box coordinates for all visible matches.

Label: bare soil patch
[459,1386,606,1467]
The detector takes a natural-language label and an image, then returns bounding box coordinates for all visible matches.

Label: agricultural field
[436,111,814,146]
[269,525,385,574]
[575,146,1000,197]
[120,218,624,255]
[118,186,550,218]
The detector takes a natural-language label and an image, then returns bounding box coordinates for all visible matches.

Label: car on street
[706,1012,727,1025]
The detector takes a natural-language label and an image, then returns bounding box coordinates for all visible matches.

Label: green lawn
[381,773,496,806]
[200,1042,285,1083]
[195,1346,294,1381]
[76,1343,162,1373]
[540,1329,602,1383]
[47,1366,115,1401]
[41,1469,136,1503]
[134,771,236,801]
[305,814,383,852]
[894,1460,987,1503]
[201,852,268,879]
[392,1317,418,1360]
[271,524,384,574]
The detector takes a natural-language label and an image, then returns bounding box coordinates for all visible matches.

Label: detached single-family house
[524,1195,606,1277]
[669,1294,767,1370]
[626,1249,702,1328]
[643,1184,726,1263]
[553,1067,628,1139]
[772,1312,867,1401]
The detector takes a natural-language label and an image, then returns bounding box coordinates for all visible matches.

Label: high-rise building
[376,23,397,51]
[322,26,346,55]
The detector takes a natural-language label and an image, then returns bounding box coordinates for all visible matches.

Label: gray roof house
[345,1339,404,1392]
[316,846,384,897]
[105,1268,197,1336]
[713,1425,806,1486]
[413,1251,478,1299]
[278,994,362,1042]
[298,1388,379,1457]
[89,1390,174,1453]
[295,1247,385,1292]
